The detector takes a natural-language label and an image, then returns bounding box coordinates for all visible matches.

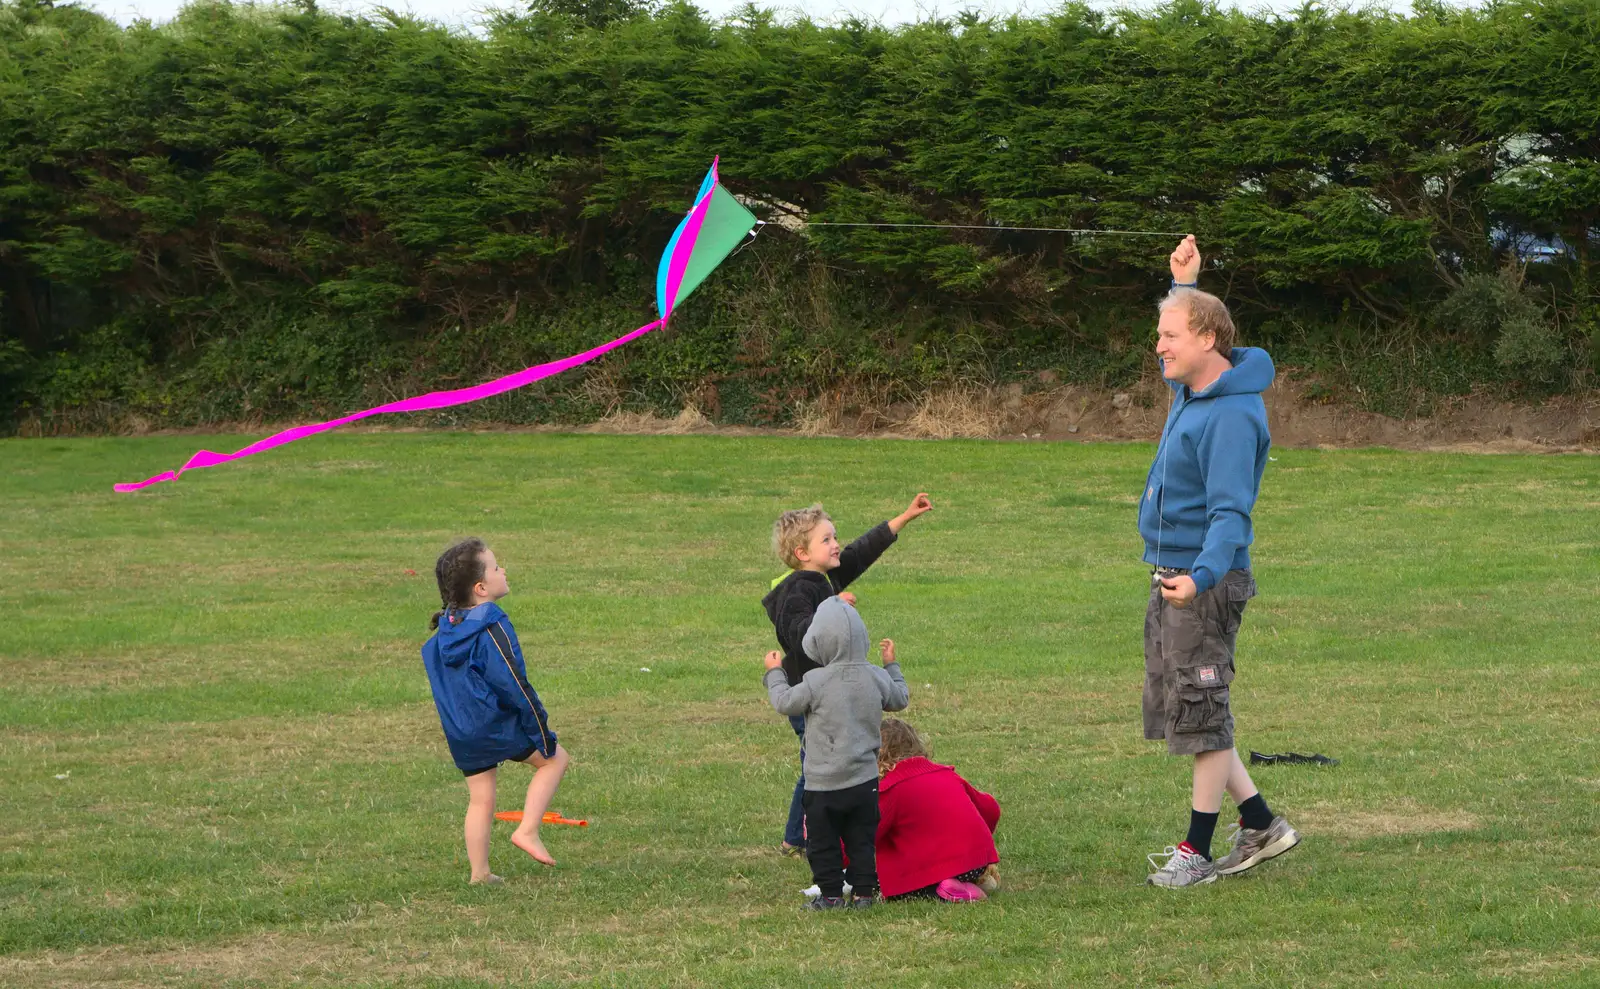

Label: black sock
[1238,793,1274,831]
[1185,809,1220,860]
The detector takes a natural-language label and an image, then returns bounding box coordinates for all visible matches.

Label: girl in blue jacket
[422,538,570,883]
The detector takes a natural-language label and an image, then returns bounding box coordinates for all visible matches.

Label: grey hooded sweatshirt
[763,596,910,792]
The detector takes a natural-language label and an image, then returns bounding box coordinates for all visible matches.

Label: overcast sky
[79,0,1416,32]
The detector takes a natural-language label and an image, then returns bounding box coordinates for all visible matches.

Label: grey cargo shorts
[1143,568,1257,756]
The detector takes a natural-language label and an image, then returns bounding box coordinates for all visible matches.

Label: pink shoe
[935,879,987,902]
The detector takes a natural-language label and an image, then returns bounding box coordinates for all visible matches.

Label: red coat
[875,756,1000,897]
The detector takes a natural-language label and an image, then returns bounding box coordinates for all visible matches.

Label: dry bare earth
[759,378,1600,452]
[56,380,1600,454]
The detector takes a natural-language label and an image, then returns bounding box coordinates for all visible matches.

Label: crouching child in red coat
[875,718,1000,902]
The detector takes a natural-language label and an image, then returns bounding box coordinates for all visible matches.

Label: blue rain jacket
[421,602,556,772]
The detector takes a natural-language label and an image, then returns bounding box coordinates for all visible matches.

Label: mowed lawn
[0,431,1596,988]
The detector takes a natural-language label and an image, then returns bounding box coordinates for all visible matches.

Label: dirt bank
[612,376,1599,453]
[37,377,1599,453]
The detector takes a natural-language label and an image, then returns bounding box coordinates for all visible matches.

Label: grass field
[1,431,1597,988]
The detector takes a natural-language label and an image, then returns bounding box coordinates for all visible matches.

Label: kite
[496,810,589,827]
[114,158,757,493]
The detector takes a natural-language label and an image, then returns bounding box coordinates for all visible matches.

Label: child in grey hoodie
[762,596,910,908]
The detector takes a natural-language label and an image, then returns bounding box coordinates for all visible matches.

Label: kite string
[728,218,765,258]
[805,222,1184,237]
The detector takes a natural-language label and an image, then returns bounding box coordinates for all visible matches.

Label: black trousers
[803,779,880,898]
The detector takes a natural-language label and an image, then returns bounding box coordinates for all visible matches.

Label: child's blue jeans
[784,715,806,846]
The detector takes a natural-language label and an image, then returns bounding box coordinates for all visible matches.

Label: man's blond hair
[1160,288,1237,355]
[772,504,832,570]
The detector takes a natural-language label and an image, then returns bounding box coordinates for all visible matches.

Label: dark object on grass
[1249,751,1339,767]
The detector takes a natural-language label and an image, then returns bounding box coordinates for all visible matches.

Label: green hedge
[2,0,1597,430]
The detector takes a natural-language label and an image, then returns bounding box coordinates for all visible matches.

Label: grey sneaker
[1216,816,1301,876]
[1146,844,1217,888]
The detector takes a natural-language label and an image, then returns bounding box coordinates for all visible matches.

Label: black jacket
[761,521,898,682]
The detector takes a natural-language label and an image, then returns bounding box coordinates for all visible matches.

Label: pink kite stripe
[662,156,718,319]
[114,318,665,492]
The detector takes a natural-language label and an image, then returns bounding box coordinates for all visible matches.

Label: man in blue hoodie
[1140,236,1301,888]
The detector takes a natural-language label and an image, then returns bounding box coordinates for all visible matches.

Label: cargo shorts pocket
[1219,575,1257,637]
[1172,661,1233,734]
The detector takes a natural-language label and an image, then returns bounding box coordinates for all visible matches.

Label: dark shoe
[849,894,875,910]
[778,842,805,858]
[1249,751,1339,767]
[806,895,846,911]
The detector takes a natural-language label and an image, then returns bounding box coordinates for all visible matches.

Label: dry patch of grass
[596,403,711,435]
[0,926,621,989]
[665,403,712,433]
[3,707,437,778]
[301,460,387,472]
[1478,949,1599,978]
[1298,800,1481,838]
[595,408,673,433]
[792,395,842,437]
[0,935,420,989]
[899,387,1002,440]
[2,637,415,691]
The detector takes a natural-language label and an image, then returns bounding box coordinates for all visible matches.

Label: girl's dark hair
[431,537,488,630]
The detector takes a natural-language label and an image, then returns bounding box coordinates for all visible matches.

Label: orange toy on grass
[495,811,588,827]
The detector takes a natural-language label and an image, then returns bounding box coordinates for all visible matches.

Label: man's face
[1155,304,1216,386]
[795,521,841,571]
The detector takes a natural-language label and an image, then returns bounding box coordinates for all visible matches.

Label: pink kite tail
[114,318,665,492]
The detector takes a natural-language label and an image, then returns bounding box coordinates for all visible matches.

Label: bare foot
[469,873,505,885]
[510,830,556,866]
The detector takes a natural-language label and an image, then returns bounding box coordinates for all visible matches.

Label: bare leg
[465,768,498,882]
[1193,747,1260,814]
[1191,748,1233,814]
[510,745,570,867]
[1224,748,1260,806]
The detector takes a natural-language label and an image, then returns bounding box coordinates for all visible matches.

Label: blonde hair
[772,503,832,570]
[879,717,929,775]
[1160,288,1237,355]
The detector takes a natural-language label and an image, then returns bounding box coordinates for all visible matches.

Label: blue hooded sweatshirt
[1138,347,1275,595]
[421,602,556,772]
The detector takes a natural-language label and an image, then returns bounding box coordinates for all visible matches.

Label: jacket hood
[432,601,506,668]
[761,569,828,623]
[880,755,953,793]
[1195,346,1275,399]
[801,596,869,667]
